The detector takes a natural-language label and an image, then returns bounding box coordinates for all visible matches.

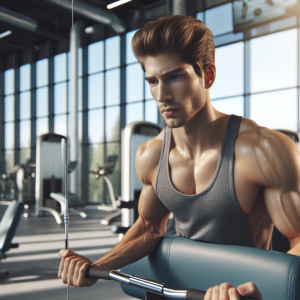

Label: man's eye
[149,80,158,85]
[170,75,181,80]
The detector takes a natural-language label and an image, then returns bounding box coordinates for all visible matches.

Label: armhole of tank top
[229,115,245,212]
[155,127,167,196]
[229,116,258,248]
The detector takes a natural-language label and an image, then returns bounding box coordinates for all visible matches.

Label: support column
[70,21,85,194]
[172,0,186,16]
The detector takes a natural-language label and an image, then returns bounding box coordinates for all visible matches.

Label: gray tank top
[155,115,257,248]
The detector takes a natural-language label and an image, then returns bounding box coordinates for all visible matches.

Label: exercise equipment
[35,133,86,224]
[90,155,121,225]
[50,162,87,219]
[114,236,299,300]
[0,200,24,277]
[62,137,70,300]
[35,133,66,224]
[111,121,162,237]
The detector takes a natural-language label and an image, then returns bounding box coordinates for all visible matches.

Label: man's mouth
[161,107,180,116]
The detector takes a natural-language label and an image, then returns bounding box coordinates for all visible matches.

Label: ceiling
[0,0,166,57]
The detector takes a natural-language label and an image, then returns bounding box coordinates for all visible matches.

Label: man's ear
[204,64,216,89]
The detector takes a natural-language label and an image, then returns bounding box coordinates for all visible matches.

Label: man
[58,15,300,300]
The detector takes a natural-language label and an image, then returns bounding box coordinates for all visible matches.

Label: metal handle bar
[86,267,256,300]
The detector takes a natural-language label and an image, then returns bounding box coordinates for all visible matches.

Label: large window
[2,3,298,203]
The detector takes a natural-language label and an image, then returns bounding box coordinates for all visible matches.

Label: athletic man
[58,15,300,299]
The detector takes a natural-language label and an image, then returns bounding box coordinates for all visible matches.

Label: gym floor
[0,207,132,300]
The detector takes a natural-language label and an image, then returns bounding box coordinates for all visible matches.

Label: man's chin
[164,118,186,128]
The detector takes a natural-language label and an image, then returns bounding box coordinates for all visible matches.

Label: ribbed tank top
[155,115,257,248]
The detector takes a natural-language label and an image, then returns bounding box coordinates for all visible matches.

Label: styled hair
[131,15,215,78]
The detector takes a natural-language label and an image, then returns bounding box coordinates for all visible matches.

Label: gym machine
[0,200,23,277]
[35,133,86,224]
[112,121,175,239]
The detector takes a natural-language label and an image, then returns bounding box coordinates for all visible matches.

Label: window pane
[196,11,204,22]
[105,36,120,69]
[126,29,138,64]
[250,29,297,93]
[68,112,82,143]
[89,73,104,108]
[55,82,67,114]
[20,148,30,164]
[126,102,143,125]
[68,78,83,112]
[36,117,49,137]
[105,142,120,203]
[68,48,82,79]
[5,150,14,172]
[55,53,67,83]
[106,69,120,106]
[5,122,14,149]
[5,95,14,122]
[36,59,48,87]
[250,88,297,131]
[20,91,31,120]
[89,143,104,203]
[54,114,67,136]
[210,42,244,99]
[145,100,158,124]
[20,120,31,148]
[126,64,143,103]
[205,3,233,36]
[106,106,120,142]
[88,109,104,143]
[88,41,104,74]
[36,87,49,117]
[20,64,31,92]
[212,96,244,116]
[5,69,14,95]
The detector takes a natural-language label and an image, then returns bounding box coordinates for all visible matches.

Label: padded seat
[0,200,24,276]
[121,237,300,300]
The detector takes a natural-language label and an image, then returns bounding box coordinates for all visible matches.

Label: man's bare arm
[58,135,170,286]
[237,126,300,256]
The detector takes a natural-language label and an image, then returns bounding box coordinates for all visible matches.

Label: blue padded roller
[121,237,300,300]
[0,200,23,253]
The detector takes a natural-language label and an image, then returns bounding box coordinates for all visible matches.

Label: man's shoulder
[135,129,165,184]
[235,118,299,186]
[236,117,295,152]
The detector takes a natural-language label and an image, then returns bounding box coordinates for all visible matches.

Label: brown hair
[131,15,215,78]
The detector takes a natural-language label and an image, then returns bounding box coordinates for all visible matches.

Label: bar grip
[86,266,111,280]
[186,288,206,300]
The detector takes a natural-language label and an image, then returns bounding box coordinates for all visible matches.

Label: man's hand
[58,249,98,288]
[204,282,262,300]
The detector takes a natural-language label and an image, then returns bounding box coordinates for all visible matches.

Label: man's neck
[171,100,229,159]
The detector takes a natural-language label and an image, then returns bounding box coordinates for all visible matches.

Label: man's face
[144,53,208,128]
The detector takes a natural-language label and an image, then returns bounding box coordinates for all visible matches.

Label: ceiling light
[107,0,132,9]
[0,30,12,39]
[85,26,95,34]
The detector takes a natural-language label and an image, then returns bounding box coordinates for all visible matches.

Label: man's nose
[156,82,172,103]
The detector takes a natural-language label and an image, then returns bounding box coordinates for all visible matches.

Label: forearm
[93,219,163,269]
[287,237,300,256]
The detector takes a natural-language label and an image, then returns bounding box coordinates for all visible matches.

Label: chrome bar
[109,270,130,285]
[129,275,164,295]
[163,287,187,300]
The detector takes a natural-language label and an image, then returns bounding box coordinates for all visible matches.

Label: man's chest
[168,146,261,215]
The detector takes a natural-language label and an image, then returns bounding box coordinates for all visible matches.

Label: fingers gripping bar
[86,267,256,300]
